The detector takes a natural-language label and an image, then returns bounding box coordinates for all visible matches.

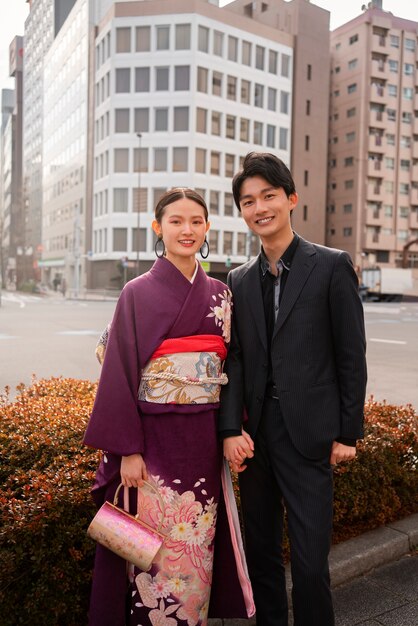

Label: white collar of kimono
[190,260,199,284]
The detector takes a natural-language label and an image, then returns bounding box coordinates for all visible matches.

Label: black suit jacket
[219,236,367,460]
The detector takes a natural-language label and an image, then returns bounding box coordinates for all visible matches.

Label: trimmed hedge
[0,378,417,625]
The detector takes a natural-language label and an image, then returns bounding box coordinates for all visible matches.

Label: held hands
[224,430,255,473]
[120,453,148,488]
[330,441,356,467]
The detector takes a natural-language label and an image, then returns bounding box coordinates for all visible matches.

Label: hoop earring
[200,237,210,259]
[154,238,166,258]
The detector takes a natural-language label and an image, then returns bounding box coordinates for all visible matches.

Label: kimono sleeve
[84,284,145,456]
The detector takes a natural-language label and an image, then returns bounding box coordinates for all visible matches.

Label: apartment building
[327,0,418,269]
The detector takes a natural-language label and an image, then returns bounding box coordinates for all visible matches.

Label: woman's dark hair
[232,152,296,210]
[154,188,208,223]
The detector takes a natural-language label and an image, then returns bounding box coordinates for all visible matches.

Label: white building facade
[91,0,293,287]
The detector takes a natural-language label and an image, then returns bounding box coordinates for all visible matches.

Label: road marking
[369,338,407,345]
[0,334,18,340]
[364,306,401,314]
[56,330,101,336]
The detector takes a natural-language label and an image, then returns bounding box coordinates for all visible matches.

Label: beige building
[327,1,418,269]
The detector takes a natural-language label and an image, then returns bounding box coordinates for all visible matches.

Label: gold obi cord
[138,351,228,404]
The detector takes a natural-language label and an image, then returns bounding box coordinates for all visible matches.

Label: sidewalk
[208,512,418,625]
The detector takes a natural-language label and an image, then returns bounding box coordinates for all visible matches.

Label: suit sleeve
[84,283,145,456]
[329,251,367,440]
[218,271,245,437]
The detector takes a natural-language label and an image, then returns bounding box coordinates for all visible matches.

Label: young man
[219,152,367,626]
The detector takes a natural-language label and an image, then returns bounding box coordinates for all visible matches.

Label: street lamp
[136,132,142,276]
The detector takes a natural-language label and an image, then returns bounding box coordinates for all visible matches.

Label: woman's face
[152,198,210,264]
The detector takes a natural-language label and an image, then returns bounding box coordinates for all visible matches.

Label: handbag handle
[113,481,166,534]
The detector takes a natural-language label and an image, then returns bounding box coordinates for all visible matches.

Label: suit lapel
[272,238,317,339]
[243,257,268,352]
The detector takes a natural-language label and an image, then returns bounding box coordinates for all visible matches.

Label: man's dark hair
[232,152,296,210]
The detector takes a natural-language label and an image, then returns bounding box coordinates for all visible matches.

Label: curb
[208,512,418,626]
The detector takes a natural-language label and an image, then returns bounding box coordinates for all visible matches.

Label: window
[241,80,250,104]
[114,148,129,172]
[214,30,224,56]
[303,205,308,221]
[175,24,190,50]
[136,26,150,52]
[242,41,252,66]
[116,68,130,92]
[115,109,129,133]
[153,148,167,172]
[211,151,220,175]
[348,58,357,70]
[345,179,354,189]
[390,35,399,48]
[279,127,288,150]
[388,60,398,73]
[401,135,411,148]
[240,118,249,142]
[268,50,278,74]
[132,228,147,253]
[227,75,237,100]
[197,67,208,93]
[134,147,148,172]
[134,108,149,133]
[226,115,236,139]
[153,188,166,207]
[388,84,397,97]
[343,203,353,214]
[155,108,168,131]
[347,107,356,117]
[384,205,393,217]
[174,107,189,131]
[113,188,128,212]
[210,191,219,214]
[385,157,395,169]
[404,63,414,75]
[132,188,147,213]
[403,87,413,100]
[387,109,396,121]
[156,26,170,50]
[225,154,235,178]
[304,170,309,186]
[223,231,233,255]
[344,157,354,166]
[306,99,311,115]
[224,193,234,216]
[116,27,131,53]
[211,111,221,136]
[405,38,415,51]
[400,159,410,171]
[385,180,393,193]
[267,87,277,111]
[386,133,395,145]
[209,229,219,252]
[195,148,206,173]
[349,34,358,45]
[402,112,412,124]
[397,230,409,240]
[400,206,409,217]
[280,91,289,114]
[175,66,190,90]
[343,227,352,237]
[196,108,207,133]
[173,147,188,171]
[335,66,340,74]
[198,26,209,52]
[255,45,265,70]
[347,83,357,94]
[254,84,264,107]
[307,64,312,80]
[346,132,355,142]
[212,71,222,96]
[267,125,276,148]
[113,228,127,252]
[135,67,150,92]
[155,67,169,90]
[237,232,246,255]
[281,54,290,77]
[400,183,409,194]
[254,121,263,145]
[228,36,238,61]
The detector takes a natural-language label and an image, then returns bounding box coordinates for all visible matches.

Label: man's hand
[121,453,148,487]
[330,441,356,466]
[224,432,255,473]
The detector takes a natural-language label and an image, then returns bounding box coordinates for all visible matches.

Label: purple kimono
[84,258,254,626]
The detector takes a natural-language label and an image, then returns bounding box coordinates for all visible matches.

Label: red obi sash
[151,334,227,361]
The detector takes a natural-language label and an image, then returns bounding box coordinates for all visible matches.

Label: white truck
[361,267,413,302]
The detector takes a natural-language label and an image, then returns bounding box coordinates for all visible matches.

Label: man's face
[238,176,298,242]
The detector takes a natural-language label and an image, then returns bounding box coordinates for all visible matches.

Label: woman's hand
[120,453,148,488]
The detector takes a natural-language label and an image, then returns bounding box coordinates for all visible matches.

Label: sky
[1,1,418,95]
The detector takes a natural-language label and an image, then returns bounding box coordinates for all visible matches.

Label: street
[1,293,418,409]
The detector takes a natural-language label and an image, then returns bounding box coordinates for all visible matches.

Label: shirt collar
[260,233,300,277]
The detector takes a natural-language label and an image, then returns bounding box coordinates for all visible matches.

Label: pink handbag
[87,481,165,571]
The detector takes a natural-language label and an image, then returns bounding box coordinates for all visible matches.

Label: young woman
[84,188,254,626]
